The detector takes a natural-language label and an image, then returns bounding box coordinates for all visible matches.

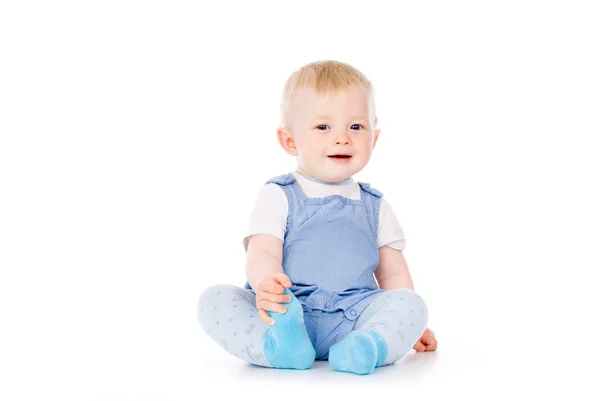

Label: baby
[197,60,438,375]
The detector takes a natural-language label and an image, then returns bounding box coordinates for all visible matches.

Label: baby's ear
[373,129,381,148]
[277,128,298,156]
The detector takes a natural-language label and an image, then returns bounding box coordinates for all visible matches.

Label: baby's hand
[413,327,438,352]
[255,272,293,325]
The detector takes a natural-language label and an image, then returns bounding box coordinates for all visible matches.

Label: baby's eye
[316,125,329,130]
[350,124,362,130]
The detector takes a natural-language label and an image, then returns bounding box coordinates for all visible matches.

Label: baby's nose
[334,135,351,145]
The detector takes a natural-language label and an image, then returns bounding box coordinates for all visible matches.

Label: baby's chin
[298,160,364,182]
[318,167,363,182]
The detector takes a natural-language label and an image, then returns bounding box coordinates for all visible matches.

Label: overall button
[343,308,359,320]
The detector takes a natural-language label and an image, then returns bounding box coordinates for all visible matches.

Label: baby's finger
[258,308,275,325]
[413,340,426,352]
[423,336,438,351]
[273,273,292,289]
[259,291,292,304]
[259,279,285,294]
[258,299,287,314]
[425,341,438,351]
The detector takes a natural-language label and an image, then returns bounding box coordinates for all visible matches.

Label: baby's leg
[329,288,428,375]
[197,284,315,369]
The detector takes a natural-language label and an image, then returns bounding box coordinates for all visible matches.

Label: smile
[328,155,353,163]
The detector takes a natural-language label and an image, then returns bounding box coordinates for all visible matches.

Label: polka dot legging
[197,285,428,367]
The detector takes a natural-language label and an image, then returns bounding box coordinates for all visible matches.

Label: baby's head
[277,60,380,183]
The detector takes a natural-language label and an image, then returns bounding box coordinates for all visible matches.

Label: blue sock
[328,328,388,375]
[262,288,316,369]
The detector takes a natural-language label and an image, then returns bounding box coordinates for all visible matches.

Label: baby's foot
[328,329,387,375]
[263,289,316,369]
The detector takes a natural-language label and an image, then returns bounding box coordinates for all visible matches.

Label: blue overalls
[244,173,386,359]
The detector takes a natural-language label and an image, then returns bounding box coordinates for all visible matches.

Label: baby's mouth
[328,154,353,163]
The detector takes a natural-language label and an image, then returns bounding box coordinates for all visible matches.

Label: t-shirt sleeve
[377,196,406,251]
[242,183,288,252]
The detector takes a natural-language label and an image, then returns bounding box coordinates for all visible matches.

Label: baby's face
[282,85,380,183]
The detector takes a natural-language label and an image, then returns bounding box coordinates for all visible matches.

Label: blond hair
[280,60,378,129]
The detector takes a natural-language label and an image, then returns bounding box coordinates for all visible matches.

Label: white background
[1,1,599,400]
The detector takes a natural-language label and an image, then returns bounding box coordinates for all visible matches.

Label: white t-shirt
[243,171,406,253]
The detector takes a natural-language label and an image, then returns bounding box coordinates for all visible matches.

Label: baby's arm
[245,234,285,290]
[246,234,292,325]
[374,246,415,290]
